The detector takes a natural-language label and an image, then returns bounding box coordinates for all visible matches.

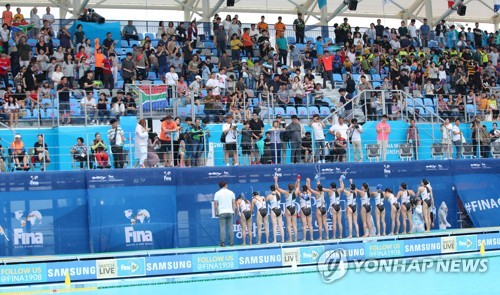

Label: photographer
[348,118,363,162]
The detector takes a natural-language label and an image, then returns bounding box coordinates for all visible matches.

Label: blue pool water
[2,251,498,295]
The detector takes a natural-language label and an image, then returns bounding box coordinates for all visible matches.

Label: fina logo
[29,175,40,186]
[274,168,283,178]
[208,172,222,177]
[426,165,437,170]
[92,176,107,181]
[163,171,172,181]
[13,210,43,246]
[383,164,391,174]
[124,209,152,244]
[321,168,335,174]
[470,164,481,169]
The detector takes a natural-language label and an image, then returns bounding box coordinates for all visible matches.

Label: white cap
[195,75,201,80]
[14,134,21,138]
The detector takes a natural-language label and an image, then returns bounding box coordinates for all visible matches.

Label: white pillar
[425,0,433,26]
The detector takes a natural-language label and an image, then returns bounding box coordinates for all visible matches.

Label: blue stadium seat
[153,79,163,85]
[371,74,381,81]
[466,104,477,115]
[70,106,81,116]
[286,106,296,116]
[27,39,37,47]
[295,44,304,52]
[305,37,314,44]
[205,42,215,49]
[116,80,124,89]
[121,40,130,48]
[24,109,32,119]
[33,109,45,118]
[324,37,333,44]
[297,106,308,117]
[177,106,188,117]
[423,98,435,107]
[406,98,415,108]
[147,71,157,80]
[145,33,155,40]
[428,41,438,48]
[195,104,205,115]
[46,108,59,118]
[52,38,60,47]
[287,37,296,45]
[308,106,319,116]
[372,81,381,88]
[320,106,330,116]
[151,40,158,48]
[274,107,285,116]
[414,98,424,107]
[129,40,140,47]
[333,74,343,83]
[414,106,426,116]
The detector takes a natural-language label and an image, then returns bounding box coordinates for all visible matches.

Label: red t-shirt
[0,57,11,75]
[322,55,334,71]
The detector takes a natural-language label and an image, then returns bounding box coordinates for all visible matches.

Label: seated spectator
[4,94,19,128]
[124,92,137,116]
[0,144,6,172]
[122,20,139,44]
[32,134,50,171]
[10,135,29,170]
[111,91,126,117]
[437,94,451,119]
[70,137,89,170]
[301,132,313,163]
[328,131,347,162]
[91,132,110,168]
[81,91,98,125]
[276,84,290,107]
[96,93,111,125]
[312,83,329,108]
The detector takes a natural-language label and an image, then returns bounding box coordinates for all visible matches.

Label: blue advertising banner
[299,246,325,265]
[324,242,365,261]
[0,263,46,285]
[46,260,97,282]
[237,248,282,269]
[477,233,500,251]
[456,235,478,252]
[117,258,146,277]
[192,251,238,272]
[451,159,500,228]
[364,240,405,259]
[404,237,442,256]
[0,172,89,257]
[146,254,193,276]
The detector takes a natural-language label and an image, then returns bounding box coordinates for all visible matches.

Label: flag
[447,1,454,9]
[495,0,500,13]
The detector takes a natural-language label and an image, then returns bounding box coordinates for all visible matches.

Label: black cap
[109,118,117,125]
[291,115,298,120]
[252,191,259,196]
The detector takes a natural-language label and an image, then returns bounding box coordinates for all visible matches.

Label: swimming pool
[3,250,497,295]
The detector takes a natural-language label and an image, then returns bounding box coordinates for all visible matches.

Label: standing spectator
[159,115,178,167]
[452,118,463,159]
[2,4,12,27]
[406,119,420,160]
[102,32,115,56]
[175,22,187,43]
[490,123,500,143]
[269,120,283,164]
[473,22,482,48]
[240,120,252,165]
[408,19,419,47]
[108,119,125,169]
[293,13,305,44]
[122,20,139,44]
[214,181,236,247]
[274,16,286,38]
[42,7,54,27]
[374,19,384,38]
[309,114,326,163]
[257,15,268,33]
[479,125,490,158]
[121,52,135,88]
[165,65,179,100]
[376,114,391,161]
[0,52,10,88]
[249,112,264,164]
[214,26,227,58]
[301,132,313,163]
[441,118,453,159]
[222,115,239,166]
[348,118,363,162]
[329,116,349,140]
[276,33,288,66]
[286,115,302,163]
[57,76,72,125]
[321,51,334,89]
[29,7,41,39]
[419,18,430,48]
[134,118,150,168]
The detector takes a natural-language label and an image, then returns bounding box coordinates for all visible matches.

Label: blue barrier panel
[86,169,177,252]
[176,161,458,247]
[46,260,97,282]
[0,172,89,256]
[0,263,47,285]
[451,159,500,228]
[237,248,282,269]
[146,254,193,276]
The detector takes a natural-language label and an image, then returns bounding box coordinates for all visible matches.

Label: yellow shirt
[230,39,243,50]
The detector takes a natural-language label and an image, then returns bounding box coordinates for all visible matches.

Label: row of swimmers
[236,175,435,245]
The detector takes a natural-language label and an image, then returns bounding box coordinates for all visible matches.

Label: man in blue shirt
[122,20,139,45]
[315,36,324,56]
[419,18,430,48]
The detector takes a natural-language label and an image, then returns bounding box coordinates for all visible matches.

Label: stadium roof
[20,0,500,27]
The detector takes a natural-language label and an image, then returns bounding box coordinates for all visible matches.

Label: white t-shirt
[214,188,235,215]
[310,121,325,140]
[42,13,55,24]
[442,123,452,140]
[81,97,96,108]
[408,25,417,38]
[452,125,461,141]
[217,74,228,89]
[206,78,220,96]
[330,123,349,139]
[351,124,363,142]
[222,123,237,143]
[165,72,178,86]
